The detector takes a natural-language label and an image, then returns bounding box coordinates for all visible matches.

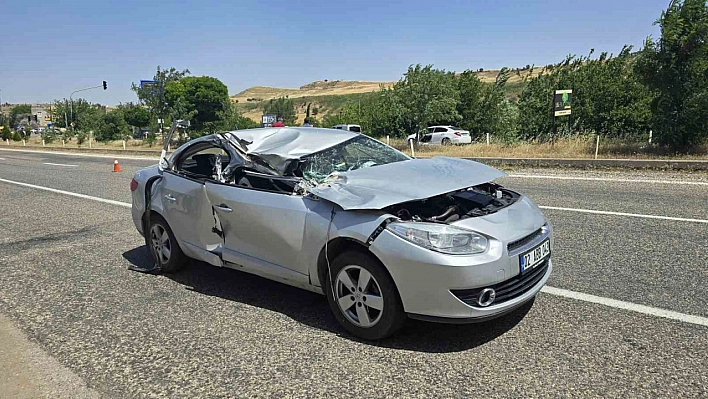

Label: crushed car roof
[225,127,358,174]
[168,129,507,210]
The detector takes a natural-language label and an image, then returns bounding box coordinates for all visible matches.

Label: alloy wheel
[335,265,384,328]
[150,223,171,264]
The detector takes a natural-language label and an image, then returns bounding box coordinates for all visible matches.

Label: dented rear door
[160,171,223,256]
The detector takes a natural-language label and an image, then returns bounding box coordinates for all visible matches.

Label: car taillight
[454,132,461,136]
[130,178,139,192]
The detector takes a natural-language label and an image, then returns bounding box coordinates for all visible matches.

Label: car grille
[450,260,549,308]
[507,227,544,254]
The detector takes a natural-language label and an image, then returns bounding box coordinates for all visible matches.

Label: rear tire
[325,250,406,340]
[441,137,452,146]
[147,215,187,273]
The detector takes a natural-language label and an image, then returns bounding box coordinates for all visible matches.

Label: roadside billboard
[553,90,572,116]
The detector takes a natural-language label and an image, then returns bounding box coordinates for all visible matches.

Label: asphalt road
[0,148,707,398]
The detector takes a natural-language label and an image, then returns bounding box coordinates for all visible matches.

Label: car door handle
[214,204,233,213]
[164,194,176,202]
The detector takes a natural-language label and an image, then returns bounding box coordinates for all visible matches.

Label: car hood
[308,156,506,210]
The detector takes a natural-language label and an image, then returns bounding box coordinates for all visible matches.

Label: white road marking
[507,174,708,186]
[542,286,708,327]
[0,147,159,161]
[0,177,131,208]
[0,157,5,160]
[539,205,708,224]
[43,162,78,167]
[0,176,706,327]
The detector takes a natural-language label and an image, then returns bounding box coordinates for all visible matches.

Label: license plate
[519,239,550,272]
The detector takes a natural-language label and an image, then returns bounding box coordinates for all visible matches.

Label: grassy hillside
[235,92,378,125]
[231,80,392,103]
[232,68,538,123]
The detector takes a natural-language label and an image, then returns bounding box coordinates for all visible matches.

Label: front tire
[325,250,406,340]
[147,215,187,273]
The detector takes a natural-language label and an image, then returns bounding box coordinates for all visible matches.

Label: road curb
[0,145,162,159]
[1,145,163,158]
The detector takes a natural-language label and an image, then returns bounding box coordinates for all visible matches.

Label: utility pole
[68,81,107,131]
[0,89,3,129]
[64,99,69,131]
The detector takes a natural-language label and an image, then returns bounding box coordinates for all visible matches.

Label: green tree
[50,100,72,128]
[1,128,11,141]
[321,104,360,128]
[165,76,230,134]
[131,66,190,135]
[96,110,130,141]
[365,87,407,137]
[121,102,151,130]
[518,48,652,142]
[9,104,31,127]
[635,0,708,149]
[392,64,459,134]
[456,70,485,136]
[479,68,512,138]
[51,99,105,131]
[263,97,297,125]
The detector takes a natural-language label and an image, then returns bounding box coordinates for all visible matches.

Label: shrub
[145,132,157,147]
[41,129,56,144]
[76,131,87,145]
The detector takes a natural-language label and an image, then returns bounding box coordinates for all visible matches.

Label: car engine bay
[385,183,520,223]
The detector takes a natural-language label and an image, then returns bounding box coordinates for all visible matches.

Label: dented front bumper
[369,228,552,320]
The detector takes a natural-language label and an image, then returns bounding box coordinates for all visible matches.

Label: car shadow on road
[122,246,532,354]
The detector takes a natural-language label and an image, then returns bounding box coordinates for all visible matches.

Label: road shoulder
[0,313,100,399]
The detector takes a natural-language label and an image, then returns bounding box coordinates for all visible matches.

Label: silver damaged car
[130,123,553,339]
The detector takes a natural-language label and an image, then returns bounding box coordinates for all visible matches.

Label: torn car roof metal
[309,156,507,210]
[169,128,505,210]
[225,128,358,174]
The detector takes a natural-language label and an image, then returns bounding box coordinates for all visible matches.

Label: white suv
[407,126,472,145]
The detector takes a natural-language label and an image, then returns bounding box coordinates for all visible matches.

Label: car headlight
[386,222,488,255]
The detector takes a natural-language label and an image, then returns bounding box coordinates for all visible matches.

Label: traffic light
[33,115,38,122]
[103,81,107,90]
[27,116,31,122]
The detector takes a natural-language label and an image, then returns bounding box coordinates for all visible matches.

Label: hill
[231,80,393,103]
[231,68,542,124]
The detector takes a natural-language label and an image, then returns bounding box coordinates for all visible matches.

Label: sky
[0,0,669,105]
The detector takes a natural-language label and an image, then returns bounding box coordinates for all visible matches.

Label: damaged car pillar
[131,126,553,340]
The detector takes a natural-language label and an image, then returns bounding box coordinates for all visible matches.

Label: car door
[160,143,225,258]
[204,177,311,277]
[422,127,434,143]
[426,127,438,144]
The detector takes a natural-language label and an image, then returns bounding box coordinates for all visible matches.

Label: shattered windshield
[301,135,410,184]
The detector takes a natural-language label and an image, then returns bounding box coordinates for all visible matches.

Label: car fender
[304,201,392,289]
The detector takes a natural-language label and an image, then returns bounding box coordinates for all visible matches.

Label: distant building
[31,104,51,127]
